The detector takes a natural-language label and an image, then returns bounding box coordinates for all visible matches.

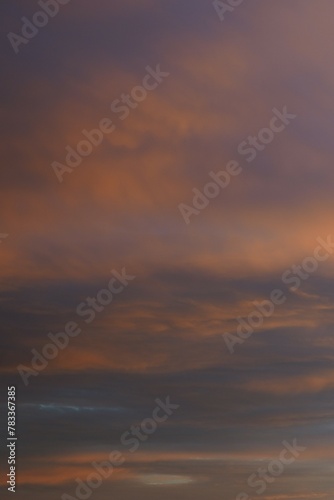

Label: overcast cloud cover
[1,1,334,499]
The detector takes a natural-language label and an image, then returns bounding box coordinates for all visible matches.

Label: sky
[1,0,334,499]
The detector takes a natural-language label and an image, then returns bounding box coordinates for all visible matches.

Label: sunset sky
[1,1,334,499]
